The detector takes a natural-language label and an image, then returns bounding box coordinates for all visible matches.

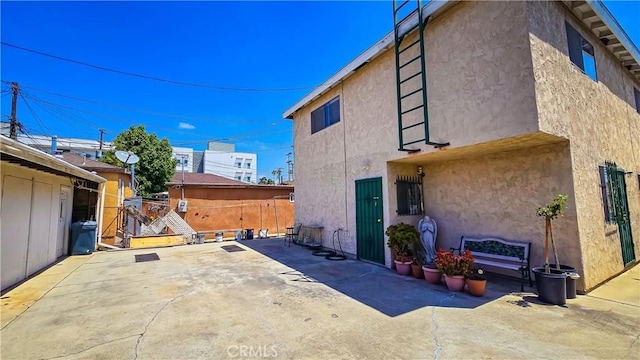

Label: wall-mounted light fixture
[417,166,425,177]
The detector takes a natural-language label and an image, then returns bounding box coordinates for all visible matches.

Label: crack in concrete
[39,334,140,360]
[431,294,455,360]
[257,291,288,358]
[134,293,187,360]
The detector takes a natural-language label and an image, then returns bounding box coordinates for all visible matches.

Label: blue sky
[1,1,639,180]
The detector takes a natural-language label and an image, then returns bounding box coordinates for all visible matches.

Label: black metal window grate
[599,165,615,223]
[396,175,423,216]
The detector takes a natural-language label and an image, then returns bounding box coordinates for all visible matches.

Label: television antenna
[115,150,140,196]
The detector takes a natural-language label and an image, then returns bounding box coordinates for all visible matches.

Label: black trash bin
[245,228,254,240]
[70,221,97,255]
[549,264,580,299]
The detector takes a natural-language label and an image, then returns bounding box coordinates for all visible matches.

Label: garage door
[1,176,32,290]
[1,176,56,290]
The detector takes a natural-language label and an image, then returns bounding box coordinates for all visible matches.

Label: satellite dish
[115,150,140,164]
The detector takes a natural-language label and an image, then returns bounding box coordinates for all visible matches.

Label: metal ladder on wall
[393,0,449,151]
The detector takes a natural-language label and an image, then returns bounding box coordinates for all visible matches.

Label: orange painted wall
[168,186,295,237]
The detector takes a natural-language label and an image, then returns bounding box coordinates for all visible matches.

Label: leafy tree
[101,125,177,196]
[258,177,275,185]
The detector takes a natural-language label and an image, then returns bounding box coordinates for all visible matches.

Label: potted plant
[532,194,571,305]
[434,249,474,292]
[466,267,487,297]
[422,263,442,285]
[411,255,425,279]
[411,234,426,278]
[386,223,419,275]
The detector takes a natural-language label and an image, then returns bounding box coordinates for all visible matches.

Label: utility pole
[98,129,105,157]
[9,82,19,140]
[286,152,294,182]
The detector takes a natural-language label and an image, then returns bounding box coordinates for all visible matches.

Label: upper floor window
[245,176,251,182]
[634,87,640,114]
[236,161,242,168]
[311,96,340,134]
[246,162,251,169]
[566,21,597,81]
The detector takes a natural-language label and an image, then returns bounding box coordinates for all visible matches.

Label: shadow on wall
[242,239,530,317]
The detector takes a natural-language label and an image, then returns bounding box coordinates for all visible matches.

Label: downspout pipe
[273,195,291,237]
[96,182,106,247]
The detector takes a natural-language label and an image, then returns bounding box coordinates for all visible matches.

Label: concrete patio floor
[1,239,638,359]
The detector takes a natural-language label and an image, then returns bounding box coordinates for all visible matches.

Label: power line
[14,83,270,124]
[18,92,54,136]
[19,89,289,142]
[1,42,312,93]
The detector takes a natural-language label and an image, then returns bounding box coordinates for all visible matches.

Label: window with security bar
[599,165,615,223]
[396,175,423,215]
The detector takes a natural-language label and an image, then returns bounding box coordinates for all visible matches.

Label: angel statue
[418,216,438,264]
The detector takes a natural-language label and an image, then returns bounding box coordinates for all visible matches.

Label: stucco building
[284,0,640,292]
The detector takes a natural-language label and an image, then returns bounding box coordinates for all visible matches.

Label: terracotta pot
[411,264,424,278]
[466,278,487,296]
[444,275,465,292]
[394,260,412,275]
[422,266,442,285]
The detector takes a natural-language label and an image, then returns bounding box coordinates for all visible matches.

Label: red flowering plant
[433,249,474,276]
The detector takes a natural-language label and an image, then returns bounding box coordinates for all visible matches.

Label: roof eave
[282,0,458,119]
[565,0,640,81]
[1,136,107,183]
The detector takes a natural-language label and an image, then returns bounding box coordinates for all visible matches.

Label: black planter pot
[548,264,580,299]
[532,267,568,305]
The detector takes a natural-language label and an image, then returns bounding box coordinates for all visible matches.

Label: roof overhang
[1,136,106,184]
[563,0,640,81]
[282,0,459,119]
[167,183,294,190]
[283,0,640,119]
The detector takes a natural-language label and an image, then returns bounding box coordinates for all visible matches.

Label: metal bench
[452,236,532,291]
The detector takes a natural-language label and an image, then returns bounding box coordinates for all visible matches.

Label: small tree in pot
[536,193,568,274]
[533,193,572,305]
[386,223,419,275]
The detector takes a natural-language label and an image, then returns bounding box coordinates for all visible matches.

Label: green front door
[607,162,636,266]
[356,178,385,264]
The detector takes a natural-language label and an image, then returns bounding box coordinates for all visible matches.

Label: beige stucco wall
[420,142,582,288]
[292,0,638,291]
[293,1,543,258]
[527,1,640,290]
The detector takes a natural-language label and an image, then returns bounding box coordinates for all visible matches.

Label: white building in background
[173,142,258,184]
[9,134,112,159]
[203,151,257,183]
[171,147,194,174]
